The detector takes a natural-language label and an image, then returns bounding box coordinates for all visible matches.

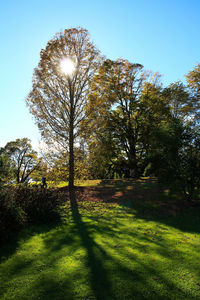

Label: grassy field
[0,178,200,299]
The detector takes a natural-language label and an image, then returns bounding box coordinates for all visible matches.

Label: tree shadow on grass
[1,182,200,299]
[94,178,200,234]
[67,189,200,299]
[0,220,75,300]
[69,188,112,299]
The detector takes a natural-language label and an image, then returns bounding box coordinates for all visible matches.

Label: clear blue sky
[1,0,200,150]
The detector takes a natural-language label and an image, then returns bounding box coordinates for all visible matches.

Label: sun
[60,58,75,75]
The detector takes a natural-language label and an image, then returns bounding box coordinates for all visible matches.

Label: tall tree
[185,63,200,123]
[149,119,200,201]
[4,138,39,183]
[86,59,167,178]
[162,81,194,120]
[26,28,101,189]
[0,148,15,183]
[186,63,200,97]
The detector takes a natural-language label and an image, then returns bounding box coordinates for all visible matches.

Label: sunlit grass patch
[47,179,102,188]
[75,179,102,186]
[0,178,200,299]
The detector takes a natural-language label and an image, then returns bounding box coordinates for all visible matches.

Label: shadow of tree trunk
[69,188,112,299]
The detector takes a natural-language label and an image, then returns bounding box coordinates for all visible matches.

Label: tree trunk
[69,85,74,190]
[69,125,74,189]
[17,170,20,183]
[129,144,139,178]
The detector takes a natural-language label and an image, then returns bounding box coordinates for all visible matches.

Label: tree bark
[69,124,74,189]
[69,84,74,190]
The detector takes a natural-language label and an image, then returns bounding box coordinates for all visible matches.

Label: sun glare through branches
[60,58,76,75]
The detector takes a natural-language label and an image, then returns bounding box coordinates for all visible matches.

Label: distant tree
[180,126,200,201]
[4,138,40,183]
[47,153,69,182]
[185,64,200,123]
[0,148,15,183]
[85,127,121,179]
[43,144,90,182]
[162,81,195,120]
[149,119,200,201]
[186,63,200,97]
[26,28,101,189]
[30,159,48,182]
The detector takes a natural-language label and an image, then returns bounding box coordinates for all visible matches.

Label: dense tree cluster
[2,28,199,201]
[80,58,199,201]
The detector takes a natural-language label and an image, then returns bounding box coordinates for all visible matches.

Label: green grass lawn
[47,179,102,188]
[0,179,200,299]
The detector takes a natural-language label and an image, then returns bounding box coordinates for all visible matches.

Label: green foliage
[0,186,26,243]
[185,63,200,123]
[80,62,200,182]
[46,146,90,182]
[0,185,64,244]
[162,81,195,120]
[0,148,15,183]
[13,185,64,224]
[30,159,48,181]
[85,59,169,178]
[26,28,102,188]
[186,63,200,97]
[179,126,200,200]
[149,119,200,200]
[4,138,40,183]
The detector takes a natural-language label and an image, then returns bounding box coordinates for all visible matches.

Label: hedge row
[0,185,65,244]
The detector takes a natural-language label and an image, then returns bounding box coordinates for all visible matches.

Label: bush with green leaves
[14,185,64,223]
[0,185,65,244]
[149,119,200,201]
[0,186,26,243]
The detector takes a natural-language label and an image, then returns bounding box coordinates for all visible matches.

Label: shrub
[0,186,26,243]
[148,120,200,201]
[13,185,64,224]
[0,185,65,244]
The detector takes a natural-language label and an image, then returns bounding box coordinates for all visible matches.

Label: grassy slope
[0,179,200,300]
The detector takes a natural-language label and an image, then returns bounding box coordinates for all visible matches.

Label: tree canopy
[21,28,200,200]
[3,138,39,183]
[26,28,102,188]
[84,59,168,177]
